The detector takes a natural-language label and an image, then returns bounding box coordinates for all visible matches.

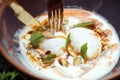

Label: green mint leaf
[30,32,44,48]
[65,33,71,51]
[81,43,88,63]
[73,22,94,28]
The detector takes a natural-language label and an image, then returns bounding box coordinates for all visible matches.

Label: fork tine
[54,10,58,32]
[60,8,63,31]
[58,9,60,30]
[56,9,59,32]
[50,11,54,34]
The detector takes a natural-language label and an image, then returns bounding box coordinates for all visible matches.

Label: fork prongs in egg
[49,9,63,34]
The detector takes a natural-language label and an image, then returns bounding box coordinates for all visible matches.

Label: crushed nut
[58,58,69,67]
[73,57,81,65]
[68,50,77,57]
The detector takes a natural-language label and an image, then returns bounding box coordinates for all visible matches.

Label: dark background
[0,0,120,80]
[98,0,120,38]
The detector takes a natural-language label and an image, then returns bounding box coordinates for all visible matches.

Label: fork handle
[46,0,63,19]
[46,0,62,8]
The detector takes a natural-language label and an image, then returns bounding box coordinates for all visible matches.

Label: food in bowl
[13,9,120,80]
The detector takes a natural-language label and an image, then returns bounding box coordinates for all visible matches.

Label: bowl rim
[0,41,120,79]
[0,44,44,80]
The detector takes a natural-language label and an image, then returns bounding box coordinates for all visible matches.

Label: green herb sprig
[65,33,71,51]
[42,54,56,64]
[81,43,88,63]
[73,22,94,28]
[30,32,44,48]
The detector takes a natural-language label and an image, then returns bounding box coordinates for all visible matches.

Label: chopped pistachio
[36,25,50,32]
[26,43,32,50]
[42,59,54,64]
[73,57,81,65]
[42,53,56,64]
[40,54,45,60]
[45,54,56,60]
[36,27,45,32]
[68,50,77,57]
[44,25,50,29]
[58,58,69,67]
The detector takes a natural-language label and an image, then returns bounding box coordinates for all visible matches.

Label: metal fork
[46,0,63,34]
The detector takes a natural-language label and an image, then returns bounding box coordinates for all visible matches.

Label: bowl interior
[0,0,120,79]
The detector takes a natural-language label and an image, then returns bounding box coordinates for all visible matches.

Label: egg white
[70,28,101,58]
[38,17,101,60]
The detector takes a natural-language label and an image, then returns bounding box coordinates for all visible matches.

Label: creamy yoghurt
[13,9,120,80]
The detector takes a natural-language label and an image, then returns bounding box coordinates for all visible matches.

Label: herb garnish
[65,33,71,51]
[30,32,44,48]
[36,25,50,32]
[73,22,94,28]
[43,54,56,64]
[42,59,54,64]
[81,43,88,63]
[45,54,56,60]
